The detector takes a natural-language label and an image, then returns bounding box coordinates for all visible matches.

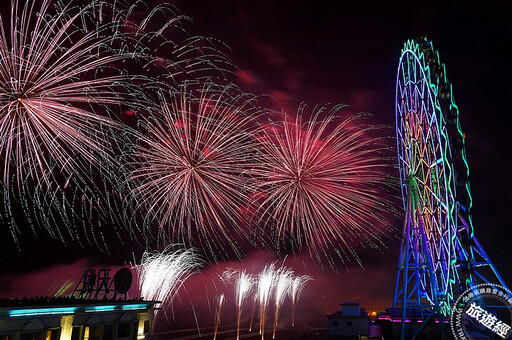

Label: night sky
[177,0,512,279]
[1,0,511,330]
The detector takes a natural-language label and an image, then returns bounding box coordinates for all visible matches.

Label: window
[46,329,61,340]
[347,321,353,326]
[20,332,43,340]
[89,326,101,340]
[102,325,113,340]
[143,320,150,334]
[117,323,131,338]
[0,334,16,340]
[131,322,137,340]
[71,326,81,340]
[333,320,338,327]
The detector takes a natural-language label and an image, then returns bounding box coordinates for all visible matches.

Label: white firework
[135,246,201,311]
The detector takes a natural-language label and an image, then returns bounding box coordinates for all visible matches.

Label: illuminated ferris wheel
[393,38,508,323]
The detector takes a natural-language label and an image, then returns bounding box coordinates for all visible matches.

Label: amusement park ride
[393,38,510,339]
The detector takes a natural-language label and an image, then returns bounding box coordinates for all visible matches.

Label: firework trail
[129,83,261,259]
[213,293,225,340]
[289,275,312,326]
[135,246,201,315]
[258,263,277,339]
[248,292,258,332]
[222,269,254,340]
[271,267,293,339]
[87,0,235,89]
[253,104,396,266]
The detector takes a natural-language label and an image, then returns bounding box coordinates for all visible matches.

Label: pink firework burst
[0,0,154,246]
[130,83,262,258]
[253,104,397,265]
[0,0,145,183]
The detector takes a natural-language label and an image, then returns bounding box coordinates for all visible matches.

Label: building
[327,302,369,338]
[0,296,158,340]
[377,307,447,339]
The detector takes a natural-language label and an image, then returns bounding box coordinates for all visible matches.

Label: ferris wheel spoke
[429,157,443,168]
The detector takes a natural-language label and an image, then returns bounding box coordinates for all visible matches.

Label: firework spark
[215,263,313,337]
[213,293,225,340]
[258,263,277,339]
[248,292,258,332]
[222,269,254,340]
[272,267,293,339]
[129,83,261,259]
[0,0,157,246]
[89,0,235,88]
[254,104,396,266]
[135,246,201,313]
[289,275,312,326]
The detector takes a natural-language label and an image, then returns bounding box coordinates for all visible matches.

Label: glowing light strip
[84,305,117,313]
[8,307,77,317]
[121,304,150,310]
[5,304,152,317]
[430,158,443,168]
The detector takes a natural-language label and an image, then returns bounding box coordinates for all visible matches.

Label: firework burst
[257,263,277,339]
[129,83,261,259]
[253,104,396,266]
[0,0,149,184]
[289,274,312,326]
[135,246,201,313]
[85,0,235,88]
[0,0,156,246]
[272,267,293,339]
[222,269,254,340]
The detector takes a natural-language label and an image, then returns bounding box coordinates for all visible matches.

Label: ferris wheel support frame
[393,38,510,340]
[393,177,448,340]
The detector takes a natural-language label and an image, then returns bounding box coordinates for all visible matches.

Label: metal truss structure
[393,38,509,340]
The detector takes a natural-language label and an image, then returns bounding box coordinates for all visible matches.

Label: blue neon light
[122,304,149,311]
[9,307,77,317]
[5,304,151,318]
[84,305,118,313]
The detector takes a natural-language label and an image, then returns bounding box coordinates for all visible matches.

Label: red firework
[130,84,261,258]
[253,104,396,265]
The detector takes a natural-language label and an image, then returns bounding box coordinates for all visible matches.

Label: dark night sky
[177,0,512,280]
[0,0,511,325]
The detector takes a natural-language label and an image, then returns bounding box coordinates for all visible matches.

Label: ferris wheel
[393,38,508,325]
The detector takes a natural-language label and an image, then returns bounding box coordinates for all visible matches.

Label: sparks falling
[222,269,254,340]
[129,83,261,259]
[135,246,201,314]
[0,0,164,247]
[258,263,277,339]
[289,275,312,326]
[254,104,396,266]
[271,267,293,339]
